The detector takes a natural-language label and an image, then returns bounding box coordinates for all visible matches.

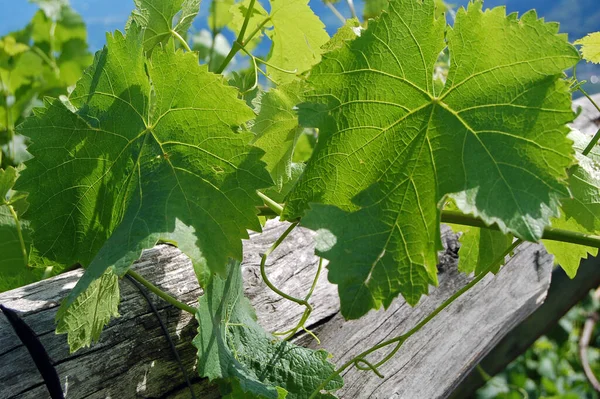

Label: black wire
[0,304,64,399]
[124,274,197,399]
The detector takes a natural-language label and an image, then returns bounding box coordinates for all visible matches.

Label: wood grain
[0,222,553,399]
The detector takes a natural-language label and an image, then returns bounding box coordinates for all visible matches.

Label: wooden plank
[1,219,554,399]
[297,243,553,399]
[0,220,337,399]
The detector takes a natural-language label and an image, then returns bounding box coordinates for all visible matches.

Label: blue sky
[1,0,599,91]
[2,0,599,49]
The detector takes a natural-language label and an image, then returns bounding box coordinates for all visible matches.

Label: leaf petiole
[257,191,284,216]
[241,16,272,48]
[345,0,358,19]
[324,1,346,24]
[170,30,192,52]
[240,46,298,75]
[125,270,196,315]
[208,0,219,65]
[31,46,59,77]
[583,128,600,157]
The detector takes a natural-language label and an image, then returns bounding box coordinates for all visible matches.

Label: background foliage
[478,289,600,399]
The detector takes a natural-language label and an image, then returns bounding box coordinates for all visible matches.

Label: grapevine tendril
[308,239,524,399]
[259,222,321,342]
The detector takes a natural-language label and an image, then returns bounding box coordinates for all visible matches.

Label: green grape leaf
[434,0,451,19]
[261,163,305,203]
[229,0,270,52]
[363,0,388,20]
[453,225,513,275]
[322,18,361,54]
[193,260,343,399]
[229,67,260,107]
[575,32,600,64]
[543,130,600,277]
[0,36,29,56]
[0,42,43,95]
[544,216,596,278]
[364,0,447,21]
[129,0,200,53]
[1,4,91,166]
[0,166,43,292]
[210,0,235,31]
[30,0,69,20]
[17,26,272,349]
[220,379,288,399]
[0,37,44,137]
[29,5,93,88]
[285,0,579,318]
[292,130,316,163]
[56,269,120,352]
[265,0,330,84]
[252,82,306,188]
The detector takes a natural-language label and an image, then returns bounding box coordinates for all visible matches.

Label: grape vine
[2,0,600,397]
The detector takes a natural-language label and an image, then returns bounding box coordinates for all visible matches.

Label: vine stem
[441,210,600,248]
[308,238,523,399]
[254,207,600,248]
[215,0,257,74]
[1,71,15,162]
[126,270,196,315]
[256,206,600,248]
